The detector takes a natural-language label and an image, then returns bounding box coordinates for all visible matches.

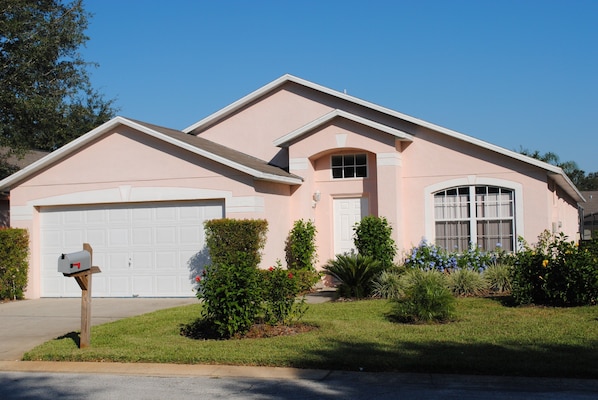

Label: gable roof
[0,117,303,191]
[185,74,584,203]
[273,109,414,147]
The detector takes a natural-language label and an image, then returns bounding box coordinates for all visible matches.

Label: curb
[0,360,331,380]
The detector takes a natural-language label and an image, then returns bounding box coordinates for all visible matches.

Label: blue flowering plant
[404,240,457,272]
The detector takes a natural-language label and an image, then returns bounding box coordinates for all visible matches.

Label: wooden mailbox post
[61,243,101,348]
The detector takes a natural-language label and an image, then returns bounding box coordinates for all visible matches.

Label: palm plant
[323,253,384,298]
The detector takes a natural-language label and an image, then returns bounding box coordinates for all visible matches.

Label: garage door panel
[41,200,223,297]
[132,227,152,245]
[108,228,129,246]
[180,226,201,244]
[156,275,177,295]
[109,276,130,296]
[156,226,176,244]
[86,229,107,246]
[132,276,153,296]
[131,251,153,270]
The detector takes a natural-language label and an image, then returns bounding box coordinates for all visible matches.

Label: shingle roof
[581,191,598,216]
[0,117,303,191]
[127,118,303,182]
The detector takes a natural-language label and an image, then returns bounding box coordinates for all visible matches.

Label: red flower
[195,276,201,283]
[268,266,275,272]
[288,272,294,279]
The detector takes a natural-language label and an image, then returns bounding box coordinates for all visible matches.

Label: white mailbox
[58,250,92,275]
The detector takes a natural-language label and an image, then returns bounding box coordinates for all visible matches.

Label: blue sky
[81,0,598,172]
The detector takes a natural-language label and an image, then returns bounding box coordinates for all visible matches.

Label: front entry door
[333,197,369,255]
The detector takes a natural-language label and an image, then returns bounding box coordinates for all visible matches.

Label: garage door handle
[128,258,132,267]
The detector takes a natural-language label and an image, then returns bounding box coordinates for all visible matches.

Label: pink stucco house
[0,75,584,298]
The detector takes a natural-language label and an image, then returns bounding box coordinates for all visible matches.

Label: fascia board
[273,109,414,147]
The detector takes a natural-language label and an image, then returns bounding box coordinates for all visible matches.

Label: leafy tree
[0,0,116,164]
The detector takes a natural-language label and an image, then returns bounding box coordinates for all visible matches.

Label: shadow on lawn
[55,331,80,348]
[288,337,598,379]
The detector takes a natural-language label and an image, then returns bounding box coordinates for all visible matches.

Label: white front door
[40,201,224,297]
[333,197,369,255]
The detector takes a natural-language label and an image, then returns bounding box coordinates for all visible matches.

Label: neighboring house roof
[1,147,50,169]
[1,147,49,197]
[0,117,303,191]
[581,191,598,216]
[185,74,584,203]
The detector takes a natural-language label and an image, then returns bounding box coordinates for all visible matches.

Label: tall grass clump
[484,264,512,293]
[390,269,455,323]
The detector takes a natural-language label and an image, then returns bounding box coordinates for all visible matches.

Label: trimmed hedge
[0,228,29,300]
[203,218,268,267]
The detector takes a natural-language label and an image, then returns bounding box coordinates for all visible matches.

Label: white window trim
[424,177,524,248]
[331,153,368,179]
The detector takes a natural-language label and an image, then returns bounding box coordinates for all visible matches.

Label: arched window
[434,186,514,252]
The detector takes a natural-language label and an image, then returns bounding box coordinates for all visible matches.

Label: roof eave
[273,109,414,147]
[547,171,585,204]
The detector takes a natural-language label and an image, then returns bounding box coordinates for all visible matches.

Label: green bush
[372,268,406,299]
[484,264,512,293]
[390,269,455,323]
[260,262,306,325]
[353,216,397,269]
[0,228,29,300]
[511,231,598,306]
[204,219,268,267]
[197,256,262,338]
[323,253,385,298]
[447,268,488,296]
[198,219,268,338]
[284,219,320,292]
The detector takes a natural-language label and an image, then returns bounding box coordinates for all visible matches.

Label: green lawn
[23,297,598,378]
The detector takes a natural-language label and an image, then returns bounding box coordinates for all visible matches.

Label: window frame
[433,185,515,252]
[331,153,368,179]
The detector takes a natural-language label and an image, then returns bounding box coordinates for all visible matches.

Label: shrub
[323,253,385,298]
[456,244,493,271]
[198,219,268,338]
[511,231,598,306]
[284,219,320,292]
[447,268,488,296]
[390,269,455,323]
[484,264,512,293]
[204,219,268,267]
[260,261,306,325]
[197,256,262,338]
[0,228,29,300]
[353,216,397,269]
[404,239,457,271]
[372,268,406,299]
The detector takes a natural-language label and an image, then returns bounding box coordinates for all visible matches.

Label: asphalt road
[1,369,598,400]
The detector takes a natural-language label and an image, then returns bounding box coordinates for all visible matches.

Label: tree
[0,0,116,165]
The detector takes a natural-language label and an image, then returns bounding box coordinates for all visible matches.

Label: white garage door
[40,201,223,297]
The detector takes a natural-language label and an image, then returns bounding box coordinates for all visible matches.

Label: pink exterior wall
[192,85,334,166]
[10,127,294,298]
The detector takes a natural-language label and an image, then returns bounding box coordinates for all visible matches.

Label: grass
[23,297,598,378]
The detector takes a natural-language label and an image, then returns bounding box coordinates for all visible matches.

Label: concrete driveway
[0,298,197,361]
